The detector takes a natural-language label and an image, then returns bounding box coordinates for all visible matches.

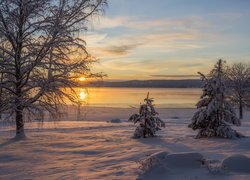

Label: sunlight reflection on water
[72,88,202,108]
[79,89,87,101]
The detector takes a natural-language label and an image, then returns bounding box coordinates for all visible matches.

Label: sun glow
[79,89,87,101]
[79,77,86,81]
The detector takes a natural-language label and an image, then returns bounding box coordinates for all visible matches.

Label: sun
[79,77,86,81]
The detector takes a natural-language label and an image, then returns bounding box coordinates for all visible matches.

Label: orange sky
[83,0,250,81]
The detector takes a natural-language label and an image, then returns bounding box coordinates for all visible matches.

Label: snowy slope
[0,108,250,179]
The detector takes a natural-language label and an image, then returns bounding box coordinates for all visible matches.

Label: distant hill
[82,79,202,88]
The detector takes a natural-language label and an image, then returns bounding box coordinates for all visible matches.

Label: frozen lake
[72,87,202,108]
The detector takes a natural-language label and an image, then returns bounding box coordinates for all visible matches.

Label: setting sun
[79,77,86,81]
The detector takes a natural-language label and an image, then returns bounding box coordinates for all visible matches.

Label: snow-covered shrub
[202,159,223,174]
[189,60,243,139]
[129,93,165,138]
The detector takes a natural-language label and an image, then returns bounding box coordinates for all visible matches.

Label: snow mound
[139,152,250,180]
[163,152,204,169]
[140,152,204,170]
[139,151,169,171]
[139,152,205,180]
[151,151,169,160]
[222,155,250,173]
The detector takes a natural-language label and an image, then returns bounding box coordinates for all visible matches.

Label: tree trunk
[143,119,147,138]
[15,107,25,139]
[143,123,146,138]
[239,101,243,120]
[0,72,3,120]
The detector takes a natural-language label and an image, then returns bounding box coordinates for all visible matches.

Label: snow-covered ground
[0,108,250,179]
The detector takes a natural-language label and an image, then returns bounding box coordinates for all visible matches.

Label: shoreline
[1,106,248,122]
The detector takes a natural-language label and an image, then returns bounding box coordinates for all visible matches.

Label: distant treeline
[82,79,202,88]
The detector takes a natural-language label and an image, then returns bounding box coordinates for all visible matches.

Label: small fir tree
[129,93,165,138]
[189,60,243,139]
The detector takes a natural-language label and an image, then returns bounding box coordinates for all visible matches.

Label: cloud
[83,32,107,45]
[100,44,139,56]
[104,59,163,73]
[94,57,215,77]
[83,15,217,60]
[93,16,211,32]
[85,41,139,58]
[84,30,205,59]
[178,63,204,68]
[150,74,199,78]
[134,32,205,51]
[92,56,217,81]
[150,74,200,79]
[86,6,250,80]
[92,16,132,29]
[85,16,229,79]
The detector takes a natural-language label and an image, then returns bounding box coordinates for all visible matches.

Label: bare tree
[0,0,107,139]
[226,63,250,119]
[0,42,10,121]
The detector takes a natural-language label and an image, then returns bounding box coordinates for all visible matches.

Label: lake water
[74,88,202,108]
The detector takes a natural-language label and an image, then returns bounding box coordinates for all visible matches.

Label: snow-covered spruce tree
[129,93,165,138]
[189,60,243,139]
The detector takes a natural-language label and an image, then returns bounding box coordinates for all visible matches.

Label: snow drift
[139,151,250,180]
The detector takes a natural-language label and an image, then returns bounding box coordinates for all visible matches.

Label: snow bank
[222,155,250,173]
[1,116,250,179]
[139,151,169,172]
[163,152,204,169]
[140,152,204,170]
[139,152,205,180]
[139,152,250,180]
